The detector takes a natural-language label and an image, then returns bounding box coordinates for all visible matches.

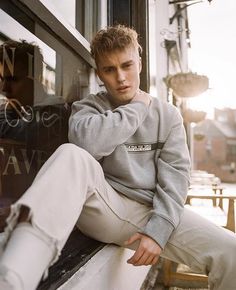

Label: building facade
[193,108,236,183]
[0,0,191,229]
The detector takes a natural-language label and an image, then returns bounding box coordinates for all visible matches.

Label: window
[39,0,107,42]
[227,143,236,157]
[0,0,106,225]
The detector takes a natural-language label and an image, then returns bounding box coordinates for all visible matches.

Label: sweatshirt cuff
[139,214,174,249]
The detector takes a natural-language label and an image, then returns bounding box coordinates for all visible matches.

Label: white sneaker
[0,223,54,290]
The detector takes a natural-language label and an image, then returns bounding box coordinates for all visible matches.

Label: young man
[0,25,236,290]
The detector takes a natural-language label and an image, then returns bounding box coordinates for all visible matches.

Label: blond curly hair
[90,25,142,63]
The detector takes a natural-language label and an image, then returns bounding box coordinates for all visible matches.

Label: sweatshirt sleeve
[140,108,191,249]
[68,95,149,160]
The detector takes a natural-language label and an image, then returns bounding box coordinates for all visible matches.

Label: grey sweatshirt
[68,91,190,249]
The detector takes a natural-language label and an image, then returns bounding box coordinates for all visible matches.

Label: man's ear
[96,68,102,81]
[95,69,104,85]
[139,57,142,73]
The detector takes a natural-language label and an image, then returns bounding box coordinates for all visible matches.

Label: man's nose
[117,69,125,83]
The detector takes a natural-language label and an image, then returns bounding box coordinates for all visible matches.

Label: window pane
[0,9,58,104]
[39,0,106,42]
[0,6,91,229]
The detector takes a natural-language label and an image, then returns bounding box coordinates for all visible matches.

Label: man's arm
[68,91,150,160]
[143,108,190,247]
[125,107,190,265]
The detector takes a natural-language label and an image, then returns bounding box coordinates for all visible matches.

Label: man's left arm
[125,108,191,265]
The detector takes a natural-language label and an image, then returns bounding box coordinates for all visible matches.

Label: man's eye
[123,63,132,69]
[104,68,114,73]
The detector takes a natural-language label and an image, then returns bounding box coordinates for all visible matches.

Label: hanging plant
[165,72,209,98]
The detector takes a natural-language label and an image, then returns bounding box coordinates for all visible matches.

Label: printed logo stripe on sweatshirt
[124,142,164,152]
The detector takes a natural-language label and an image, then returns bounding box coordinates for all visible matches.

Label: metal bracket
[169,1,202,24]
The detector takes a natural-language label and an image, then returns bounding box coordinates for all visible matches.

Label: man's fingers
[127,248,144,264]
[127,242,155,265]
[143,254,156,266]
[150,255,159,265]
[133,252,151,266]
[128,251,159,266]
[126,233,162,266]
[146,255,159,266]
[127,240,145,265]
[132,90,150,107]
[131,253,160,266]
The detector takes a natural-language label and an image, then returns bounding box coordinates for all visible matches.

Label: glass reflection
[0,5,92,230]
[0,9,60,104]
[0,40,70,222]
[0,8,77,230]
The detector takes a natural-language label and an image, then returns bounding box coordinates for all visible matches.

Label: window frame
[7,0,95,68]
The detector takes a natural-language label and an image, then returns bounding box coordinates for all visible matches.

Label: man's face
[96,45,142,106]
[0,61,33,106]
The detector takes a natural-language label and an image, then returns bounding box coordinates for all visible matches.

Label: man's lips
[117,86,130,92]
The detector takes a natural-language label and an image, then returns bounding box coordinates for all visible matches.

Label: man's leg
[76,189,152,248]
[0,222,55,290]
[77,196,236,290]
[0,143,121,290]
[77,194,236,290]
[161,207,236,290]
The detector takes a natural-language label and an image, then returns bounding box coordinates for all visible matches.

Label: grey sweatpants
[2,143,236,290]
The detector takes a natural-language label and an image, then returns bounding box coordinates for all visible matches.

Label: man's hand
[124,233,162,266]
[132,90,151,107]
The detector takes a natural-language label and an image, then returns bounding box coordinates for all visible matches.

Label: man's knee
[54,143,90,160]
[57,143,83,154]
[54,143,98,169]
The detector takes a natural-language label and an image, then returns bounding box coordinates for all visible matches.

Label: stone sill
[56,244,150,290]
[37,228,105,290]
[0,227,150,290]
